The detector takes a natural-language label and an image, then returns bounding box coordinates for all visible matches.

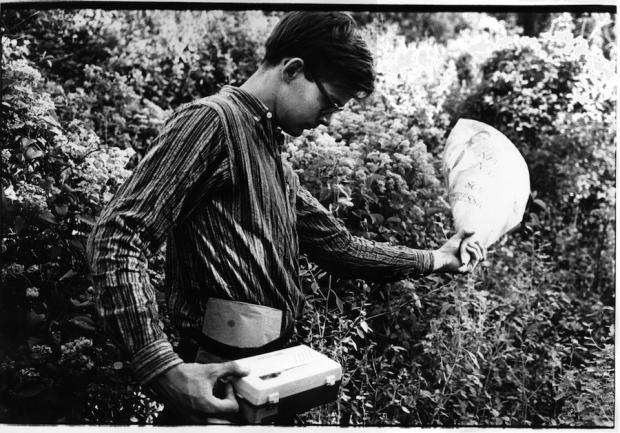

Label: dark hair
[264,11,375,98]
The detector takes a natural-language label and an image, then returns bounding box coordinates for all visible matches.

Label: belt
[190,321,294,360]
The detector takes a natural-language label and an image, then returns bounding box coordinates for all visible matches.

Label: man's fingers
[204,391,240,414]
[459,241,471,266]
[214,361,251,379]
[466,244,482,261]
[457,263,470,273]
[473,240,487,261]
[225,382,236,401]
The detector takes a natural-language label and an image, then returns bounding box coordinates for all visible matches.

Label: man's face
[275,61,353,137]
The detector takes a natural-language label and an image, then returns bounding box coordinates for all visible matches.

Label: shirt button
[266,112,273,119]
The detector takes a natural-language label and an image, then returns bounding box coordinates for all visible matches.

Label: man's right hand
[151,361,251,422]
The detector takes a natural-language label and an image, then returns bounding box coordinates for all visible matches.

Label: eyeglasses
[313,75,344,116]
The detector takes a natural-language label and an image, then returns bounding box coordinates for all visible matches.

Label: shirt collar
[220,85,276,124]
[220,85,286,151]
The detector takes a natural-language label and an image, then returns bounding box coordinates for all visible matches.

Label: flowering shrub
[292,13,614,427]
[458,13,616,301]
[0,35,157,424]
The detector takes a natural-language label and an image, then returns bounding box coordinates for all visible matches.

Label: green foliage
[353,12,511,44]
[0,9,614,427]
[4,9,276,157]
[0,34,160,424]
[458,13,616,302]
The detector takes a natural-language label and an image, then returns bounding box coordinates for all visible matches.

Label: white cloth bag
[442,119,530,247]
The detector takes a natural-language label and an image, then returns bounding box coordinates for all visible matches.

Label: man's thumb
[460,243,471,266]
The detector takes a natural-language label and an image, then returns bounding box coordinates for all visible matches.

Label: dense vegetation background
[0,8,615,426]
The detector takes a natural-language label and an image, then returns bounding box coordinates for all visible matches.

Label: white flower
[61,336,94,357]
[31,344,52,357]
[9,59,42,84]
[6,263,25,274]
[25,287,39,298]
[3,185,18,201]
[20,367,39,377]
[26,265,40,274]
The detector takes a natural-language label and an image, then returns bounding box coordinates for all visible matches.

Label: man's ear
[281,58,305,83]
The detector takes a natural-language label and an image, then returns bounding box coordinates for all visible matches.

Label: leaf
[310,281,320,294]
[76,214,96,226]
[27,336,43,349]
[68,315,96,332]
[319,186,332,202]
[360,320,372,334]
[347,338,357,351]
[370,213,384,225]
[69,297,94,309]
[15,383,46,398]
[362,191,378,204]
[20,137,35,150]
[59,269,78,281]
[43,114,60,127]
[335,295,344,314]
[69,239,85,253]
[412,293,421,309]
[25,311,46,328]
[419,390,433,399]
[402,406,410,414]
[336,184,351,197]
[37,211,57,225]
[386,216,402,224]
[338,197,353,207]
[533,198,548,212]
[14,215,27,234]
[467,351,480,369]
[24,146,44,160]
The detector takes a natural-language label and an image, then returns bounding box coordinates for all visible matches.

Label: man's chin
[284,126,305,137]
[281,123,316,137]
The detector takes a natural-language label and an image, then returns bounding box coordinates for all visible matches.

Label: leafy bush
[3,9,277,157]
[291,13,614,427]
[458,13,616,302]
[0,34,162,424]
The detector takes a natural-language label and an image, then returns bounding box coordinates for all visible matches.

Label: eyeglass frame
[310,72,344,116]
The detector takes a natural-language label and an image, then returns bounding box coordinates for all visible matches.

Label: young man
[86,11,485,423]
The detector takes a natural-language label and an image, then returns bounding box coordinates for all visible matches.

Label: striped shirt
[86,85,434,385]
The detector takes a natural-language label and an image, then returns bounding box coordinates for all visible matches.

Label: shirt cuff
[130,339,183,385]
[418,250,435,277]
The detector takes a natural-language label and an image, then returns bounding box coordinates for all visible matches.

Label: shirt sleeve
[296,186,434,282]
[86,103,231,385]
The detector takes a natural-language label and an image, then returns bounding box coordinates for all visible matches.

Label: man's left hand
[432,230,487,274]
